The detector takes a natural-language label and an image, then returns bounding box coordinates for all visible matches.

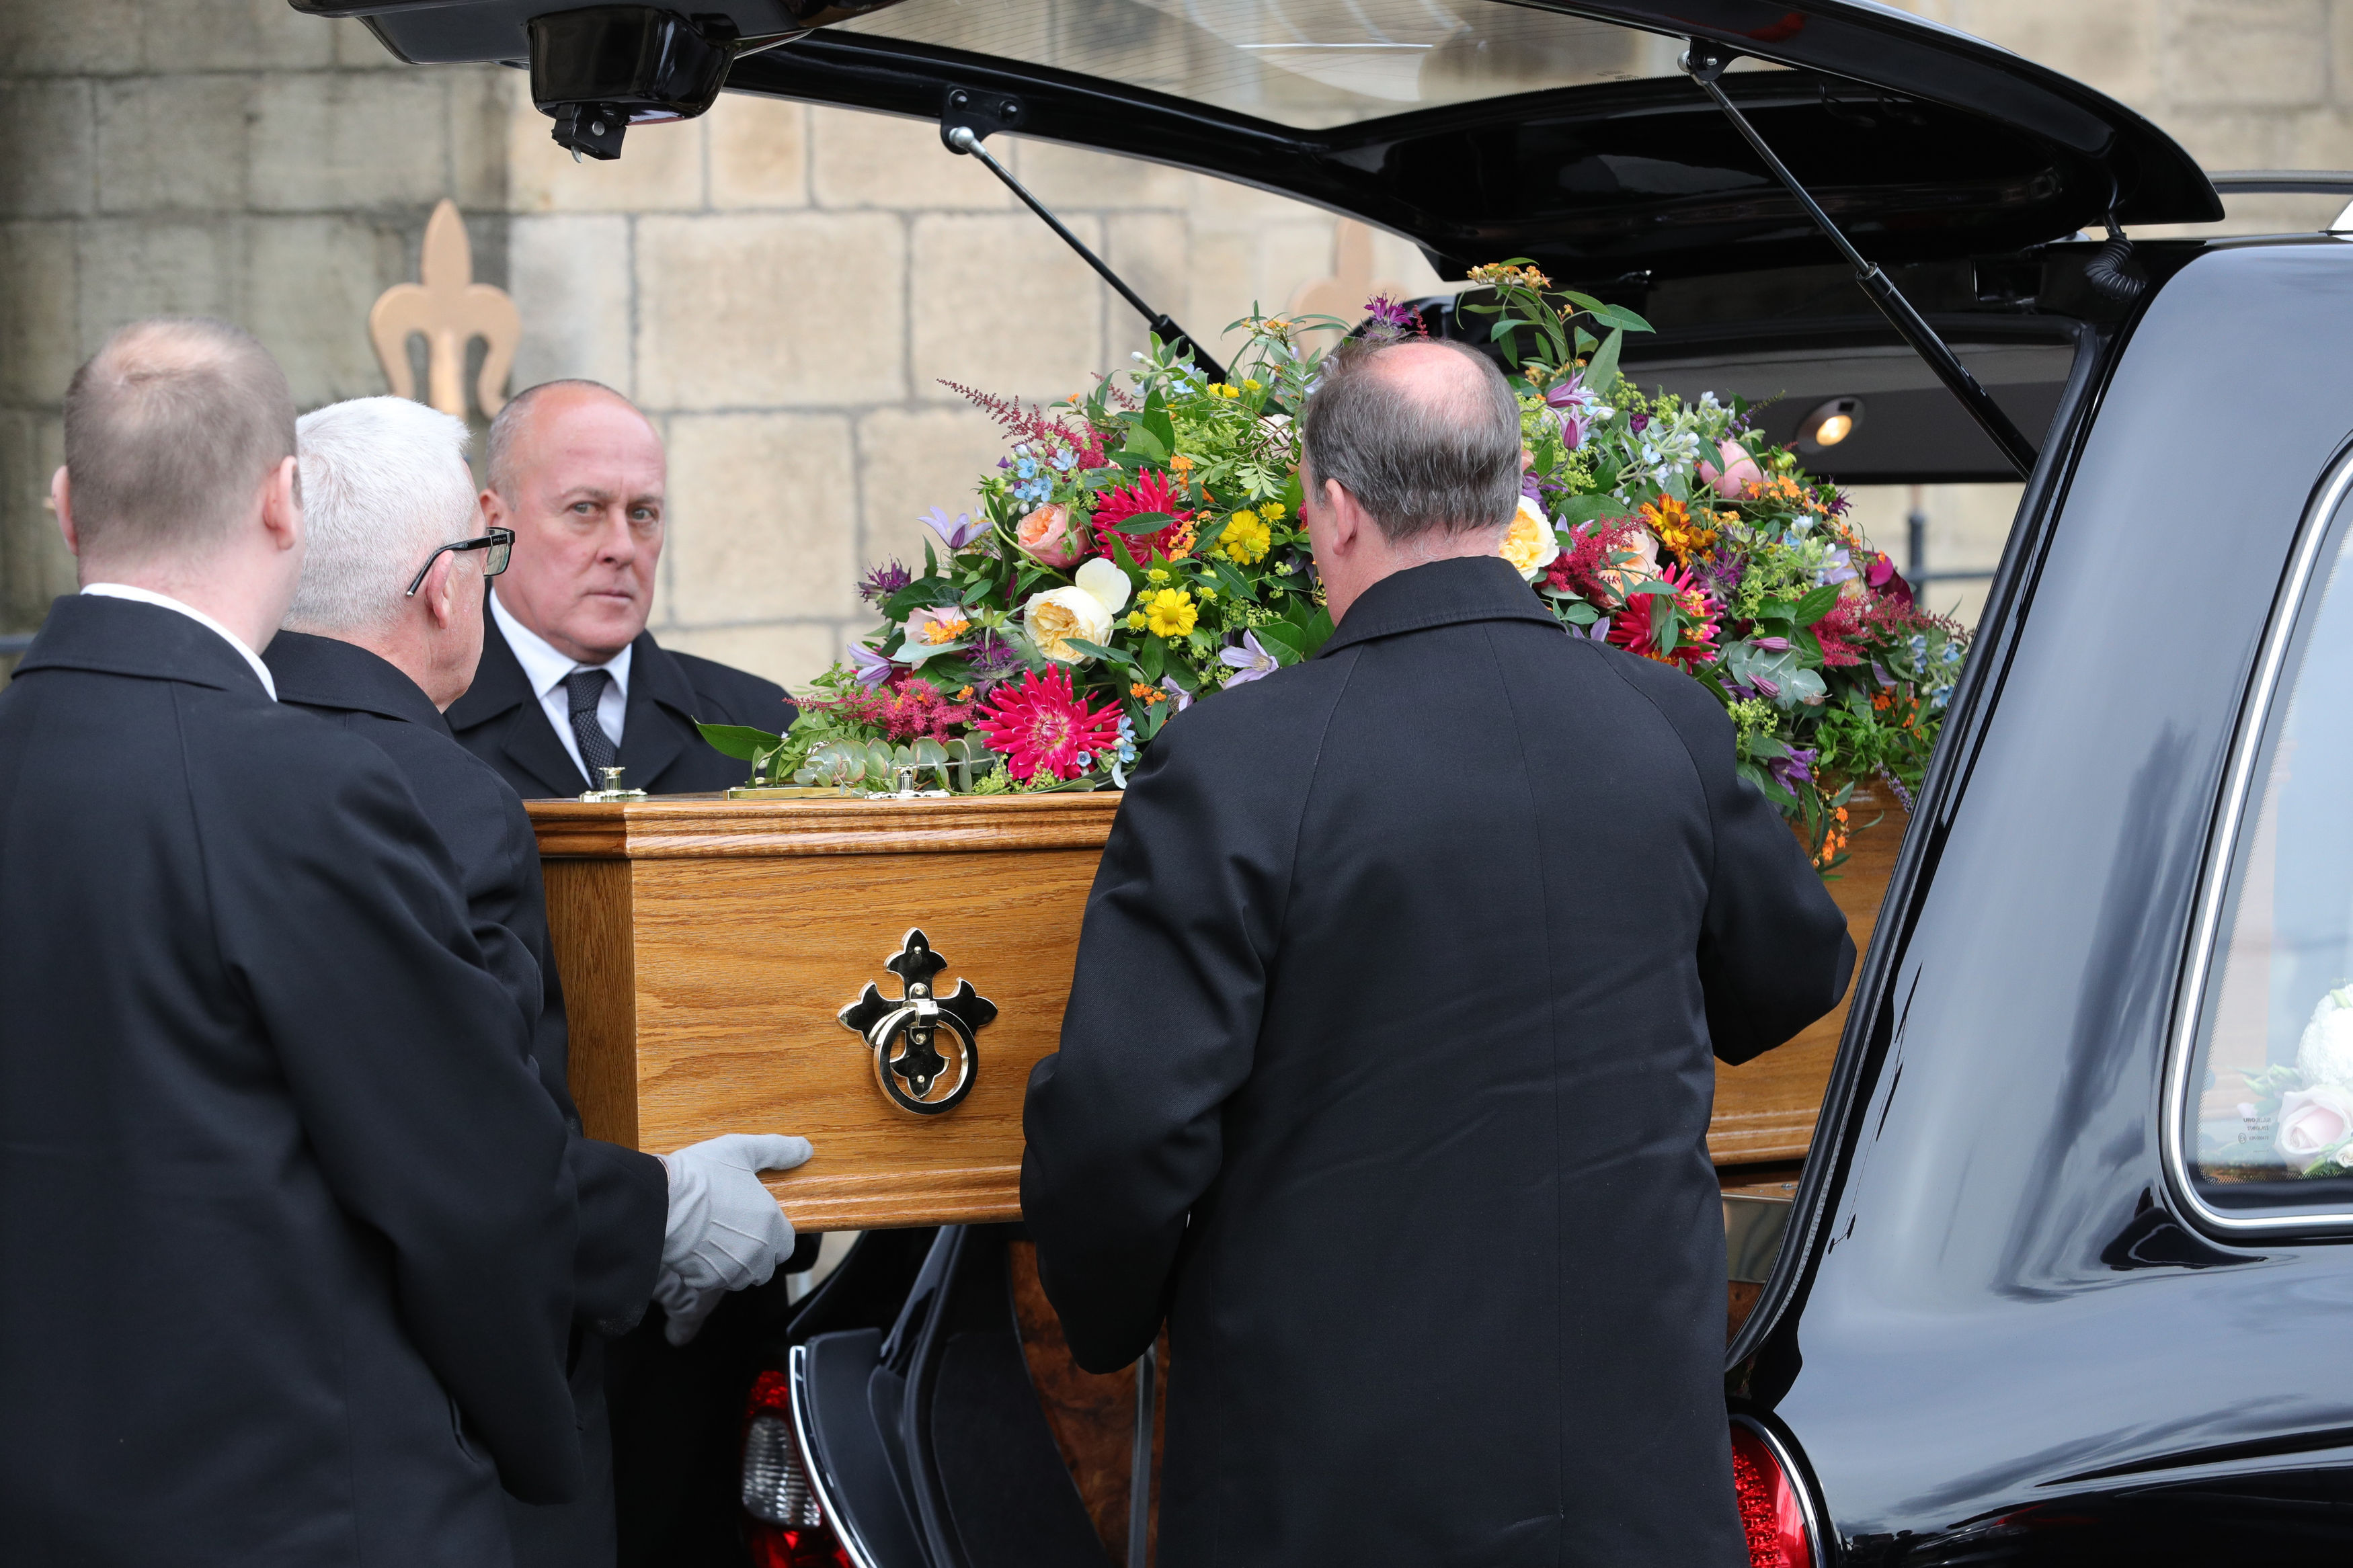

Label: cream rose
[1499,495,1560,581]
[2297,987,2353,1089]
[2277,1084,2353,1163]
[1024,585,1115,662]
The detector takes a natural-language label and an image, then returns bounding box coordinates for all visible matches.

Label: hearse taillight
[741,1368,851,1568]
[1730,1417,1820,1568]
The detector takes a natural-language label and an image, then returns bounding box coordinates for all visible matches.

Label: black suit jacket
[268,632,670,1568]
[445,611,795,800]
[1022,557,1856,1568]
[0,597,582,1567]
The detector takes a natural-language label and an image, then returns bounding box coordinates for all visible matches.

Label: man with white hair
[0,320,581,1564]
[264,395,817,1568]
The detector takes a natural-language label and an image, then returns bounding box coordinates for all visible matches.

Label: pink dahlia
[1091,468,1195,561]
[1609,565,1720,669]
[974,665,1122,782]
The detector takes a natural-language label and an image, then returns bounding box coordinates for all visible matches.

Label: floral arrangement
[702,264,1967,872]
[2217,989,2353,1180]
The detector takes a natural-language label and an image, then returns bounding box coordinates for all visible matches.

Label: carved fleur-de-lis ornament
[839,930,997,1116]
[368,199,522,421]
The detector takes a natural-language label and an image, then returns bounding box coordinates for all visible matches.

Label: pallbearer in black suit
[265,397,817,1568]
[445,380,794,799]
[0,319,581,1566]
[1023,339,1857,1567]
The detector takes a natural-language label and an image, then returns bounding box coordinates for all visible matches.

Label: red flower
[1811,600,1864,667]
[974,665,1122,782]
[1609,565,1720,668]
[1091,468,1195,561]
[1546,517,1646,604]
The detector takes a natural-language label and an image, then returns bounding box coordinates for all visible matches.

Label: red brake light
[742,1368,852,1568]
[1730,1419,1815,1568]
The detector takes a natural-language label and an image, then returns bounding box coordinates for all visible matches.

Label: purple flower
[1219,631,1280,687]
[1542,376,1598,451]
[1362,292,1424,341]
[1752,635,1792,652]
[965,632,1021,677]
[1160,677,1194,712]
[921,507,988,550]
[1767,744,1818,792]
[1816,546,1858,587]
[1628,412,1650,436]
[1826,491,1851,518]
[859,559,912,605]
[848,643,895,690]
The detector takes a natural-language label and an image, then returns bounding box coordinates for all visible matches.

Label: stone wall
[8,1,2353,672]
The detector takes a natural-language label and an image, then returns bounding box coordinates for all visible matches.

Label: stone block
[635,212,907,409]
[508,214,635,394]
[509,73,705,214]
[245,216,405,409]
[1008,138,1193,212]
[2162,110,2288,180]
[854,405,1014,571]
[0,81,95,218]
[655,621,842,693]
[2286,108,2353,181]
[0,223,82,406]
[75,218,241,356]
[251,72,451,212]
[97,75,251,214]
[331,15,409,69]
[710,93,808,209]
[1944,1,2159,108]
[138,0,333,72]
[664,412,861,624]
[810,104,1005,210]
[910,212,1104,403]
[0,0,143,75]
[1181,229,1261,358]
[2169,3,2326,108]
[448,68,514,214]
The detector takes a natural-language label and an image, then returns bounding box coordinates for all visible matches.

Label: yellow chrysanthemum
[1262,501,1287,520]
[1642,495,1718,562]
[1126,610,1146,631]
[1218,509,1273,565]
[1142,588,1198,638]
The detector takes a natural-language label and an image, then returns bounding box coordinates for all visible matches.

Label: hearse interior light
[1797,397,1864,452]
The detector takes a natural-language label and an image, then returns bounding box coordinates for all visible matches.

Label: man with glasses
[265,395,816,1568]
[447,379,793,799]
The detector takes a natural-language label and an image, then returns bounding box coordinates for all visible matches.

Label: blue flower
[1049,449,1077,472]
[1014,456,1039,479]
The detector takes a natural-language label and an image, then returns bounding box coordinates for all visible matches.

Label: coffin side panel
[547,857,640,1150]
[623,850,1099,1232]
[1708,790,1909,1163]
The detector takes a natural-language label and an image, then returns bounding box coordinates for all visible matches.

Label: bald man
[447,380,793,798]
[2,321,582,1564]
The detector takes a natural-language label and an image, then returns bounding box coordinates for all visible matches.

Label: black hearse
[290,1,2353,1563]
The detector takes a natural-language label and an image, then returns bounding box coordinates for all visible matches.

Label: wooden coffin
[529,786,1909,1229]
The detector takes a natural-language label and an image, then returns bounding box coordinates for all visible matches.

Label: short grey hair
[484,378,649,503]
[1299,338,1523,542]
[285,397,477,636]
[63,317,296,563]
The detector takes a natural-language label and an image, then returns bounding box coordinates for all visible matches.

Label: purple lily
[1160,676,1195,712]
[920,506,988,550]
[1542,376,1599,451]
[1220,631,1280,687]
[848,643,895,690]
[1767,744,1819,793]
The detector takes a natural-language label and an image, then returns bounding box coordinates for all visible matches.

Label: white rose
[1023,585,1113,663]
[2278,1084,2353,1163]
[1074,556,1132,616]
[2297,987,2353,1090]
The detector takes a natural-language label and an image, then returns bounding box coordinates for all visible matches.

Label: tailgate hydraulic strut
[942,95,1226,383]
[1681,41,2038,479]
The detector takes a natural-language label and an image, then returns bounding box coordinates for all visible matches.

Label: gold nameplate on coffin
[526,789,1902,1231]
[527,794,1119,1233]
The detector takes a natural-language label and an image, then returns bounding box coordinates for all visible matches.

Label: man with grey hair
[0,321,584,1563]
[265,395,819,1568]
[446,378,791,800]
[1023,336,1855,1565]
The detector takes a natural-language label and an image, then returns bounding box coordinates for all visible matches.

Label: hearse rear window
[2178,454,2353,1223]
[829,0,1782,131]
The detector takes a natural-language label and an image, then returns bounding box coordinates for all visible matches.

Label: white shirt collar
[490,587,633,698]
[81,583,277,700]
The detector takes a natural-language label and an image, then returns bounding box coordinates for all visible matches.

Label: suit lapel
[455,614,589,797]
[616,632,689,790]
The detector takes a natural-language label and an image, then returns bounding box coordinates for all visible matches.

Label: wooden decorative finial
[369,199,522,419]
[1284,220,1412,349]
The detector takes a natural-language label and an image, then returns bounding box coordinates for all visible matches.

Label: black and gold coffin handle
[839,928,998,1116]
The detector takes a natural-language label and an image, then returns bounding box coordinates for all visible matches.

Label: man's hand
[651,1132,813,1346]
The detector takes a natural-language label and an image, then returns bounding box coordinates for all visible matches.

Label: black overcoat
[0,596,582,1567]
[445,612,795,799]
[1022,556,1855,1568]
[267,631,670,1568]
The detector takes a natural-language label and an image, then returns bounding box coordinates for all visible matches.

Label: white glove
[651,1132,813,1346]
